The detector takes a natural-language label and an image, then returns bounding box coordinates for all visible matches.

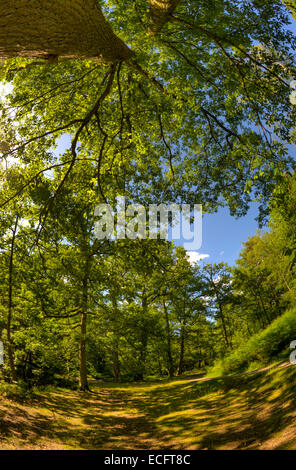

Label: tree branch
[148,0,180,34]
[36,63,117,240]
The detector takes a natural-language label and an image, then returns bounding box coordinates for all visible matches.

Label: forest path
[0,362,296,450]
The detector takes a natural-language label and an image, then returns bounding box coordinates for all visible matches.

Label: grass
[0,362,296,450]
[208,307,296,376]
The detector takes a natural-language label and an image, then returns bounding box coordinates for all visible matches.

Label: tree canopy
[1,1,296,391]
[0,0,295,223]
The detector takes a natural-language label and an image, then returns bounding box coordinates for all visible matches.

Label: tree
[165,259,206,376]
[6,216,18,382]
[0,0,132,62]
[232,232,288,331]
[0,0,181,61]
[1,0,296,390]
[0,0,295,227]
[202,263,234,351]
[268,172,296,304]
[0,213,19,382]
[118,240,177,380]
[220,175,296,347]
[283,1,296,17]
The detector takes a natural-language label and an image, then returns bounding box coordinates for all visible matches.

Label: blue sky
[196,204,262,267]
[168,201,263,267]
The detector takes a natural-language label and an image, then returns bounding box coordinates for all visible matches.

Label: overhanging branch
[148,0,180,34]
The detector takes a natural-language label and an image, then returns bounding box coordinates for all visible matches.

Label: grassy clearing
[0,363,296,450]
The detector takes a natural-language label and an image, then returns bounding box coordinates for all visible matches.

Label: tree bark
[216,296,231,349]
[112,296,120,382]
[177,319,185,376]
[163,300,174,377]
[79,263,90,391]
[79,310,89,391]
[148,0,180,34]
[136,293,149,381]
[112,338,121,383]
[137,330,148,381]
[7,216,18,383]
[210,276,231,350]
[0,0,132,62]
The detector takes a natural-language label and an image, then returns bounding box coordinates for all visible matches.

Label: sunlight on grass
[0,364,296,450]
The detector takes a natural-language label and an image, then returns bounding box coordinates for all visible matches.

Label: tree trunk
[217,299,230,349]
[136,293,149,381]
[252,287,269,328]
[157,352,163,376]
[257,289,271,325]
[148,0,180,34]
[163,300,174,377]
[7,216,18,383]
[79,265,90,391]
[177,320,185,376]
[79,310,89,391]
[212,280,231,350]
[0,0,132,62]
[112,337,121,383]
[111,297,121,382]
[137,331,148,381]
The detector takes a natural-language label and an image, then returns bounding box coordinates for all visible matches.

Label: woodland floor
[0,363,296,450]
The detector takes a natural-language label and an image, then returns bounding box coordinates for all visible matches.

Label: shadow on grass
[0,364,295,449]
[128,364,296,450]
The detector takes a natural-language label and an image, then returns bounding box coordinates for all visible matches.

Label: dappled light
[0,363,296,450]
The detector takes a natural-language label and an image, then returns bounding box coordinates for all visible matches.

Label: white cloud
[186,251,210,265]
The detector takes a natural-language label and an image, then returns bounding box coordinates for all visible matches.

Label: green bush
[209,307,296,376]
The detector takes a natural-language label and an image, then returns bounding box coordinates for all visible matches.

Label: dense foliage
[0,1,296,389]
